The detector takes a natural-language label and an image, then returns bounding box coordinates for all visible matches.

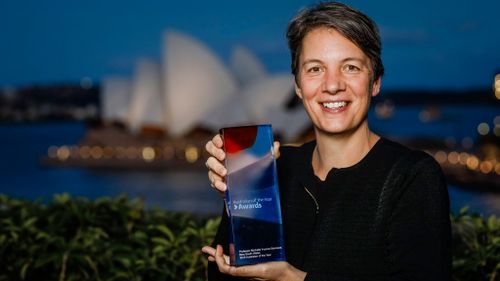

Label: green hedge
[0,194,219,281]
[451,207,500,281]
[0,194,498,281]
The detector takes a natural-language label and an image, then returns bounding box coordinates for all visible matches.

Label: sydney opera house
[44,30,311,169]
[102,30,310,140]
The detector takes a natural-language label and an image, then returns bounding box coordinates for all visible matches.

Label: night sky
[1,0,499,90]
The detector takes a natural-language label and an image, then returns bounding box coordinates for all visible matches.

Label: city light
[494,116,500,125]
[466,155,479,170]
[185,145,199,163]
[142,147,155,162]
[79,146,91,159]
[479,161,493,174]
[477,122,490,135]
[57,146,70,161]
[90,146,103,159]
[434,151,447,164]
[459,152,469,165]
[374,100,395,119]
[447,151,460,164]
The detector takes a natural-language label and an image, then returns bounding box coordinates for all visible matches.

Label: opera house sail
[230,45,266,87]
[101,77,132,123]
[127,59,164,133]
[162,31,237,137]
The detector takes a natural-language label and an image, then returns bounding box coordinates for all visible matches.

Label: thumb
[273,141,281,159]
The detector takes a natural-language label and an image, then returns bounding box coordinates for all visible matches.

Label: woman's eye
[307,66,321,73]
[344,64,360,73]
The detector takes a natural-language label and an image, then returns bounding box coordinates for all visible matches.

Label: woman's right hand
[204,133,281,197]
[205,134,227,196]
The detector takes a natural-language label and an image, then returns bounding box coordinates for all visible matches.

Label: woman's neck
[312,124,380,180]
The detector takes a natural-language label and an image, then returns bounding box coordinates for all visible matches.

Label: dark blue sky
[1,0,499,90]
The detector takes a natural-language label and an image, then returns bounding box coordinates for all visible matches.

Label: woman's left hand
[202,245,307,281]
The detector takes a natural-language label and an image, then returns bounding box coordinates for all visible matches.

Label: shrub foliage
[452,207,500,281]
[0,194,498,280]
[0,194,219,281]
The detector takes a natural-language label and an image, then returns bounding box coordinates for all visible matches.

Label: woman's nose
[322,68,345,94]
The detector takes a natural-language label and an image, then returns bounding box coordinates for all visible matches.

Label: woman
[202,2,451,280]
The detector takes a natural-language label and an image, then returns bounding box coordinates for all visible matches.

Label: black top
[208,138,452,281]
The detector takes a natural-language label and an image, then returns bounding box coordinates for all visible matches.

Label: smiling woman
[204,2,452,281]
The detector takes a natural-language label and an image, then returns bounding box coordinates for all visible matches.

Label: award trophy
[221,124,286,266]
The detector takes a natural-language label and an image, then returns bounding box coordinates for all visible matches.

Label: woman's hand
[205,134,228,196]
[204,134,280,197]
[202,245,306,281]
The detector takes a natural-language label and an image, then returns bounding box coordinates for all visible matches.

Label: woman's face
[295,27,380,136]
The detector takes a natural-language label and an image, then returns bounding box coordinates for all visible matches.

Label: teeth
[323,101,347,109]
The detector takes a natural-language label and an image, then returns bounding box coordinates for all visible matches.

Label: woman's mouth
[322,101,348,109]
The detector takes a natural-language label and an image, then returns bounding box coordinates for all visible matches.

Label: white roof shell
[162,31,237,137]
[230,45,266,87]
[127,59,164,133]
[100,77,132,122]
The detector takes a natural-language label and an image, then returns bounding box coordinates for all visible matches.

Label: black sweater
[207,138,451,281]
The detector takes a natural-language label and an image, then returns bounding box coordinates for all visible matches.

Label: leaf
[156,225,175,242]
[459,206,470,216]
[92,227,109,239]
[153,245,165,254]
[54,193,71,204]
[35,231,50,241]
[23,217,38,228]
[10,231,18,241]
[20,262,30,279]
[117,257,131,268]
[152,237,171,247]
[487,215,498,230]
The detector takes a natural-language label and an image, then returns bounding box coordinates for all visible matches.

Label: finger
[206,157,227,177]
[202,246,217,262]
[207,169,224,184]
[205,136,226,161]
[213,134,224,148]
[208,172,226,191]
[273,141,281,159]
[202,246,216,256]
[215,245,232,274]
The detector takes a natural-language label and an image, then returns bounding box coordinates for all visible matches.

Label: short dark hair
[287,2,384,83]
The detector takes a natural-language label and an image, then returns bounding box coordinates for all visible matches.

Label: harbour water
[0,118,499,216]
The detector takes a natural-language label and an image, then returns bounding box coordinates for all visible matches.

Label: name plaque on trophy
[221,124,286,266]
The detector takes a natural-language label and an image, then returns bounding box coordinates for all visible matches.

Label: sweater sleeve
[386,153,452,281]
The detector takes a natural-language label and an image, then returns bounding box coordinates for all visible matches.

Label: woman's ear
[371,77,381,97]
[295,82,303,99]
